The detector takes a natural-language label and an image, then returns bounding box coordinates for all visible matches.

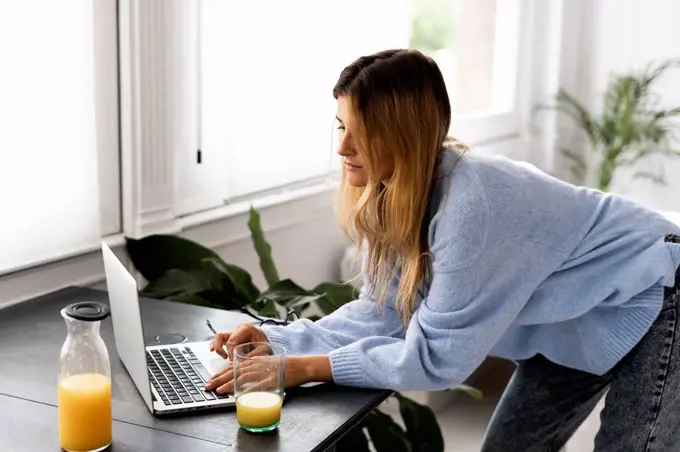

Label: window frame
[193,0,535,211]
[94,0,123,238]
[1,0,554,308]
[447,0,532,147]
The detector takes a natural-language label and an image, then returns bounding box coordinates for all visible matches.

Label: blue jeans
[481,235,680,452]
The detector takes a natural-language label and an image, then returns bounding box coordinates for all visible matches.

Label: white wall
[0,190,347,309]
[180,191,347,290]
[568,0,680,212]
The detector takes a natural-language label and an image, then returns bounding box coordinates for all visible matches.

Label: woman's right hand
[209,323,269,360]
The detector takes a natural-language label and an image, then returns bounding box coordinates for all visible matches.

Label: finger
[205,367,234,391]
[228,359,254,379]
[241,375,278,394]
[212,333,230,359]
[234,363,273,388]
[207,363,233,382]
[246,343,271,358]
[216,379,234,395]
[225,326,245,359]
[233,370,260,391]
[226,324,252,360]
[234,356,273,374]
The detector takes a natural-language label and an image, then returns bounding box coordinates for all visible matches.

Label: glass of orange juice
[233,342,285,432]
[58,302,112,452]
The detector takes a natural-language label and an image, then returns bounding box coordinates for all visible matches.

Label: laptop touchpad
[191,344,230,375]
[205,357,230,375]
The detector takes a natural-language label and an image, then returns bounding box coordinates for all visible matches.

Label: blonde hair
[333,49,465,324]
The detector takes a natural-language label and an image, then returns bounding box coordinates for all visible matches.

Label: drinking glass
[233,342,286,432]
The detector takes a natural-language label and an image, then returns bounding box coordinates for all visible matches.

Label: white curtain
[199,0,411,200]
[0,1,101,273]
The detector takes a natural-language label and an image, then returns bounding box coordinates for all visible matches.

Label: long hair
[333,49,461,324]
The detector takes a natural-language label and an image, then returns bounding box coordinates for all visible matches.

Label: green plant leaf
[626,146,680,166]
[140,269,209,299]
[335,425,371,452]
[255,279,325,315]
[537,60,680,190]
[640,59,680,91]
[172,293,215,308]
[560,147,587,181]
[252,299,279,318]
[126,235,220,282]
[140,269,245,310]
[363,410,412,452]
[657,148,680,158]
[286,294,326,309]
[598,157,616,191]
[448,384,484,401]
[555,89,599,145]
[263,279,314,297]
[248,207,280,287]
[199,290,243,310]
[634,171,667,185]
[394,393,444,452]
[202,258,259,306]
[651,106,680,120]
[313,282,358,315]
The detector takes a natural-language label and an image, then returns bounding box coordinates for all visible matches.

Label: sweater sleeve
[261,271,406,355]
[327,182,563,391]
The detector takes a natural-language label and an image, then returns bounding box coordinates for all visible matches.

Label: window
[0,0,539,305]
[411,0,518,115]
[0,0,527,275]
[410,0,523,144]
[0,0,120,274]
[193,0,525,209]
[198,0,411,204]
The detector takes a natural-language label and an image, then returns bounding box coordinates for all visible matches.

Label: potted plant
[125,207,481,451]
[538,60,680,191]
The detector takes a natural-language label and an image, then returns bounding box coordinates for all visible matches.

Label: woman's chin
[345,173,368,187]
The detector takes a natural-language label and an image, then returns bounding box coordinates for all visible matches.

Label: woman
[206,49,680,451]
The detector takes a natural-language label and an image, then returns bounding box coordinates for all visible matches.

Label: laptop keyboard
[146,346,229,406]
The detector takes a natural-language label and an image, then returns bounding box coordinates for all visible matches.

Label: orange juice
[58,373,112,452]
[236,392,282,429]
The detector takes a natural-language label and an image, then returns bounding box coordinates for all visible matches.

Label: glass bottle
[58,301,112,452]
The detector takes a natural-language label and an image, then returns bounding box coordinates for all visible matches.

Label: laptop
[101,242,236,414]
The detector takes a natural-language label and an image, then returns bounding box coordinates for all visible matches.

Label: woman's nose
[336,135,355,157]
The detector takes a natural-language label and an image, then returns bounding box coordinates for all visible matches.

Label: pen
[205,319,217,335]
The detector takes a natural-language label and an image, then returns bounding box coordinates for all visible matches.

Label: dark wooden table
[0,395,227,452]
[0,287,390,451]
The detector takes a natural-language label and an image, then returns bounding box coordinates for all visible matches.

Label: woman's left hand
[204,355,333,394]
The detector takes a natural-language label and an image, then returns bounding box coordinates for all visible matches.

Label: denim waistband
[664,234,680,296]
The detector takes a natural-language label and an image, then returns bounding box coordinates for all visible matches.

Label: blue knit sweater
[263,149,680,391]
